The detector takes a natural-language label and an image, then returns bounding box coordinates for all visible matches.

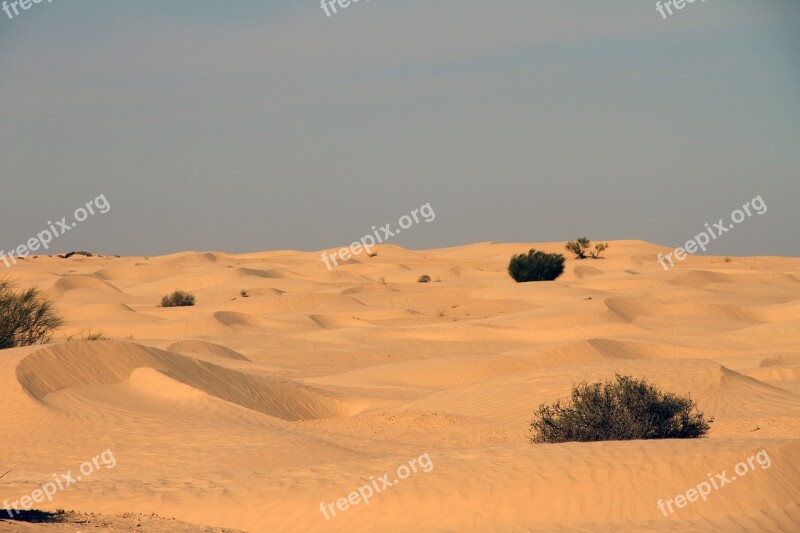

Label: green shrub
[0,279,64,349]
[160,290,196,308]
[530,374,711,443]
[508,249,565,282]
[566,238,609,259]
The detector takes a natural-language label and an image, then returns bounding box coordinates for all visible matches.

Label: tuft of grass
[530,374,711,443]
[418,274,432,283]
[68,330,108,341]
[160,290,195,308]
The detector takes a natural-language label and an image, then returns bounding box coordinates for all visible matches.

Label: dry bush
[160,290,196,307]
[0,278,63,349]
[531,374,711,443]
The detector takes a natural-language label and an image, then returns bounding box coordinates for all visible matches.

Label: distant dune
[1,241,799,532]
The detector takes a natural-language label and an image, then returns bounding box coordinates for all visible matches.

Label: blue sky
[1,1,798,256]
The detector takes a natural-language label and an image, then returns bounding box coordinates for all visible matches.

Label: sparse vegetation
[160,290,196,308]
[240,289,250,298]
[565,238,608,259]
[589,243,608,258]
[566,238,607,259]
[418,274,432,283]
[508,249,565,282]
[530,374,711,443]
[67,330,108,341]
[0,278,64,350]
[59,251,94,259]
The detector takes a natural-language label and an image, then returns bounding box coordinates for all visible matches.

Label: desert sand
[1,240,799,532]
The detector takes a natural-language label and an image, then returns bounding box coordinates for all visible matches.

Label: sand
[1,240,798,532]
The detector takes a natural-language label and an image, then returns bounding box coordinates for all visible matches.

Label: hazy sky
[1,1,798,257]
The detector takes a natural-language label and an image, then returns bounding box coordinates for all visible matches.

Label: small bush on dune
[418,274,432,283]
[566,238,609,259]
[565,238,591,259]
[0,279,63,350]
[508,249,565,282]
[530,374,711,443]
[59,251,94,259]
[589,243,608,258]
[160,290,195,308]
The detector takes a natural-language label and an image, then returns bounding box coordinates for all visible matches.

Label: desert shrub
[530,374,711,443]
[565,238,591,259]
[240,289,250,298]
[566,238,608,259]
[0,279,64,350]
[418,274,432,283]
[160,290,195,308]
[589,243,608,258]
[508,249,565,282]
[59,251,94,259]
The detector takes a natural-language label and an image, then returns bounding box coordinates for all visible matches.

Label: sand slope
[1,241,799,532]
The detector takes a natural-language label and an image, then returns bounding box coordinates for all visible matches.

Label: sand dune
[166,340,251,361]
[1,241,799,532]
[16,341,354,421]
